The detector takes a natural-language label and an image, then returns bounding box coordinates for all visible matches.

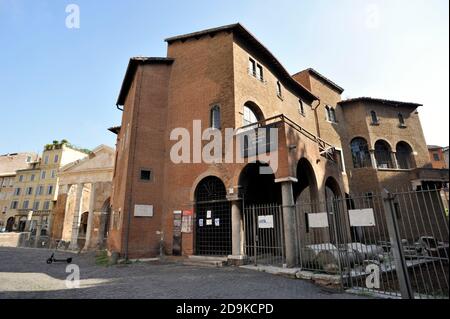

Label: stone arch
[374,139,394,168]
[189,170,229,202]
[243,101,265,124]
[396,141,415,169]
[350,136,372,168]
[325,176,342,200]
[238,162,281,205]
[6,217,14,232]
[294,157,319,204]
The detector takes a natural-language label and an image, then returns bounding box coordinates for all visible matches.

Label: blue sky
[0,0,448,154]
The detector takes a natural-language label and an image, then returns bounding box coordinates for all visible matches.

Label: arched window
[210,105,221,129]
[370,111,379,124]
[243,104,260,127]
[398,113,405,127]
[375,140,393,168]
[351,138,372,168]
[326,106,337,123]
[396,142,414,169]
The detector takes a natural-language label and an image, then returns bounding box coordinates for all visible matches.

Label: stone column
[96,212,108,249]
[83,183,96,251]
[25,211,33,232]
[227,196,245,264]
[231,200,242,256]
[46,212,53,239]
[392,151,399,169]
[69,183,84,250]
[34,215,43,248]
[277,177,298,268]
[370,150,377,169]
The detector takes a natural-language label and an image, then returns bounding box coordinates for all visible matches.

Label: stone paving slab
[0,247,367,299]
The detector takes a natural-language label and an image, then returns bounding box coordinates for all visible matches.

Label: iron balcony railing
[237,114,337,162]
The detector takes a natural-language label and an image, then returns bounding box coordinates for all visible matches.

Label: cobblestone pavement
[0,247,365,299]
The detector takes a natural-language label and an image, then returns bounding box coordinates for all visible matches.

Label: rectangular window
[54,155,59,163]
[33,201,40,211]
[26,156,32,163]
[140,169,152,181]
[276,81,282,97]
[19,175,24,182]
[23,200,29,209]
[433,153,440,161]
[43,201,51,210]
[44,155,49,164]
[14,188,21,196]
[36,185,44,196]
[299,100,305,115]
[256,64,264,81]
[11,201,18,209]
[26,187,33,195]
[30,174,35,182]
[248,58,256,76]
[51,170,56,178]
[47,185,53,195]
[41,171,46,180]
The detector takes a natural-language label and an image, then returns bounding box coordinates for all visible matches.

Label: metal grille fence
[244,187,449,299]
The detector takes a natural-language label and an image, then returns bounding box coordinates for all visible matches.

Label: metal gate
[243,204,285,266]
[194,176,232,256]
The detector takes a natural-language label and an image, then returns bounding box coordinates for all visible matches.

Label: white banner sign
[308,213,329,228]
[349,209,376,227]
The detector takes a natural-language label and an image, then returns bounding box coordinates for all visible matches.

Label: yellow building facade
[8,143,88,237]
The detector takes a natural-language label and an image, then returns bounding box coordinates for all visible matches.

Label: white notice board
[349,209,376,227]
[258,215,274,229]
[134,205,154,217]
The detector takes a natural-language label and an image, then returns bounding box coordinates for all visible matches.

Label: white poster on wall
[134,205,154,217]
[258,215,274,229]
[349,209,376,227]
[308,213,329,228]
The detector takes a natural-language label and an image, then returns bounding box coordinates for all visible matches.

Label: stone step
[188,255,228,262]
[183,260,225,268]
[183,255,228,267]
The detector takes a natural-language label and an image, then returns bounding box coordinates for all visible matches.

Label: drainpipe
[312,99,322,139]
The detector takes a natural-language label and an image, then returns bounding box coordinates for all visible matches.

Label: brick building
[428,145,448,169]
[108,24,449,263]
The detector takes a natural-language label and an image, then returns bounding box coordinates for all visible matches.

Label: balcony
[410,168,449,182]
[236,114,337,162]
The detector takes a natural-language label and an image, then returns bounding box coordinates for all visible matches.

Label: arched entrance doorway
[239,162,283,264]
[239,162,281,205]
[194,176,231,256]
[6,217,14,232]
[325,177,347,245]
[294,158,319,204]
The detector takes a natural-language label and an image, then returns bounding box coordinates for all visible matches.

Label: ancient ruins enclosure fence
[243,187,449,299]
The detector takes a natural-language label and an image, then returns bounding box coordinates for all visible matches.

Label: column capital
[274,177,298,184]
[226,195,242,202]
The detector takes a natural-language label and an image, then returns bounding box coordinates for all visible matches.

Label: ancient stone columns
[83,182,96,251]
[276,177,298,268]
[228,196,245,263]
[69,183,84,250]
